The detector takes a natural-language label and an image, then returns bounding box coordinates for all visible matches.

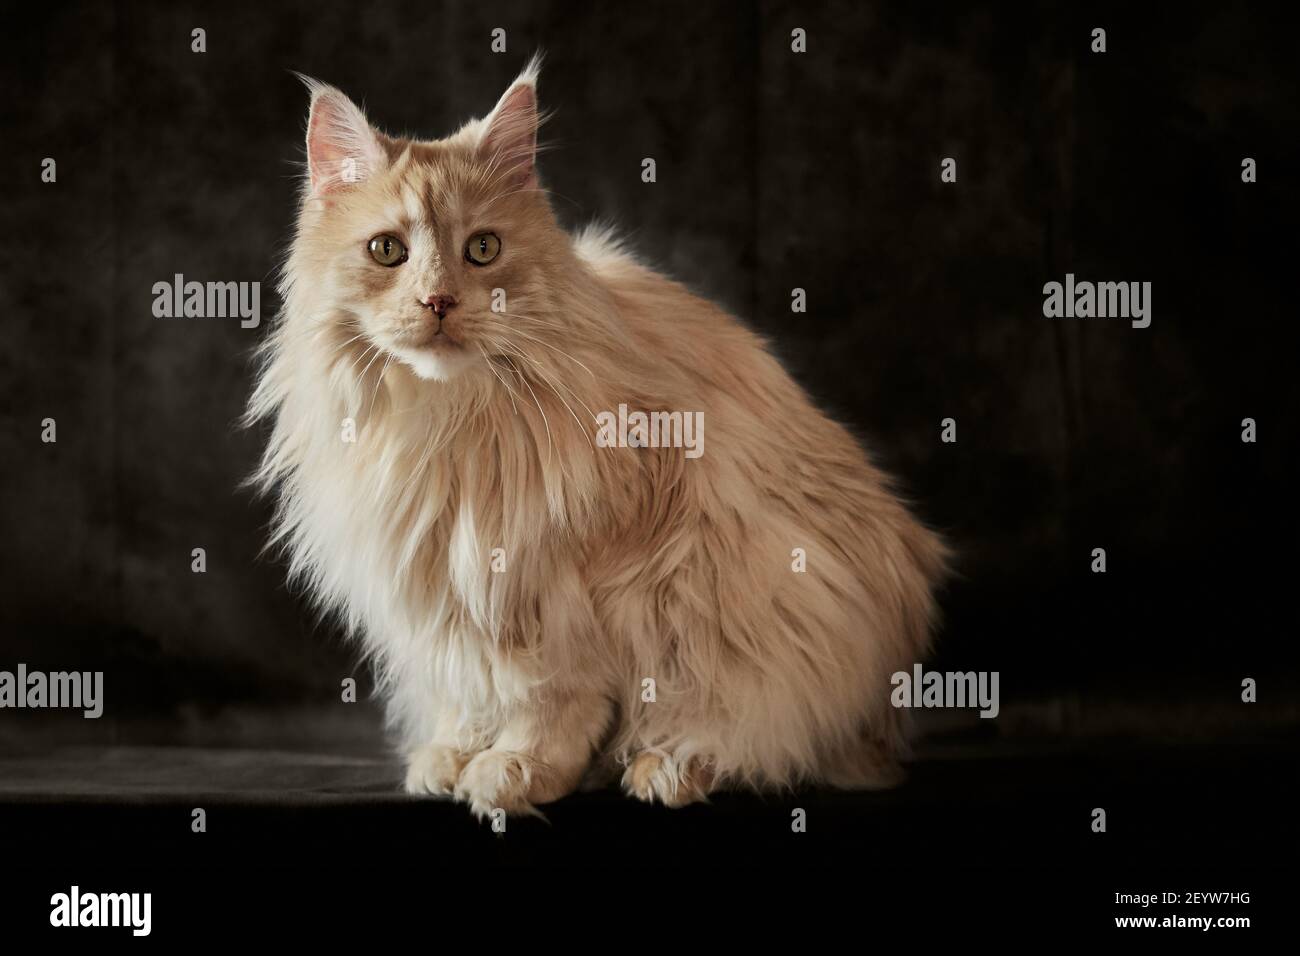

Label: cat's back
[571,224,779,385]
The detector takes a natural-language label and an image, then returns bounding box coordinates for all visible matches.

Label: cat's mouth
[388,334,475,382]
[395,328,465,353]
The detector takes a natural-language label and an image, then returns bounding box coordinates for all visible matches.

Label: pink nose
[420,293,457,316]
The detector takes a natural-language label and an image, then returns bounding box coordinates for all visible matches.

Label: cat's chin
[390,344,475,382]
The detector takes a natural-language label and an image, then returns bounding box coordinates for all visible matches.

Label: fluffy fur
[248,59,948,817]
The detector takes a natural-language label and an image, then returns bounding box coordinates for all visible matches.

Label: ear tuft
[300,76,387,197]
[478,55,544,187]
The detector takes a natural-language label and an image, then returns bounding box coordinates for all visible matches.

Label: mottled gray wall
[1,1,1294,739]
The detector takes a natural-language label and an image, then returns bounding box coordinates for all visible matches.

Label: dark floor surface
[1,731,1293,937]
[2,732,1294,865]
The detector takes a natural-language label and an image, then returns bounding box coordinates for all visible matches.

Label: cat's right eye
[368,235,408,267]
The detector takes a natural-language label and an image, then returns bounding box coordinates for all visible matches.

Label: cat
[247,57,949,817]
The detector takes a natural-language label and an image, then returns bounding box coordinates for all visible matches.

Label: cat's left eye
[465,232,501,266]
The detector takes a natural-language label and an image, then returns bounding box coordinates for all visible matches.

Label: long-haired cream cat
[248,58,948,817]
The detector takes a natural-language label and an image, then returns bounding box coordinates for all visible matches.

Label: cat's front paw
[622,750,714,807]
[404,743,471,797]
[454,750,537,818]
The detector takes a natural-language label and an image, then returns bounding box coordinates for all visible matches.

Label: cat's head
[292,58,565,384]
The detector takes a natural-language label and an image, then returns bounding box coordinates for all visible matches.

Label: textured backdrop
[1,0,1295,747]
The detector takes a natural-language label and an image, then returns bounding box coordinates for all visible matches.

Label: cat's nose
[419,293,458,317]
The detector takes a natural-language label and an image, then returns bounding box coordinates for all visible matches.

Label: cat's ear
[478,58,542,187]
[301,77,387,198]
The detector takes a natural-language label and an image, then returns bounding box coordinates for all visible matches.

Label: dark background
[0,0,1296,912]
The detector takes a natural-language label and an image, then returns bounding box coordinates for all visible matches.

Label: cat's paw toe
[622,750,713,807]
[454,750,534,818]
[403,744,469,797]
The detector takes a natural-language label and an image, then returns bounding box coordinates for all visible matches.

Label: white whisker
[476,318,597,379]
[353,346,386,416]
[498,343,593,449]
[478,342,520,415]
[364,352,395,422]
[342,342,380,378]
[514,361,555,467]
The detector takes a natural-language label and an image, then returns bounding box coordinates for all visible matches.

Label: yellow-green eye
[465,232,501,266]
[368,234,407,267]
